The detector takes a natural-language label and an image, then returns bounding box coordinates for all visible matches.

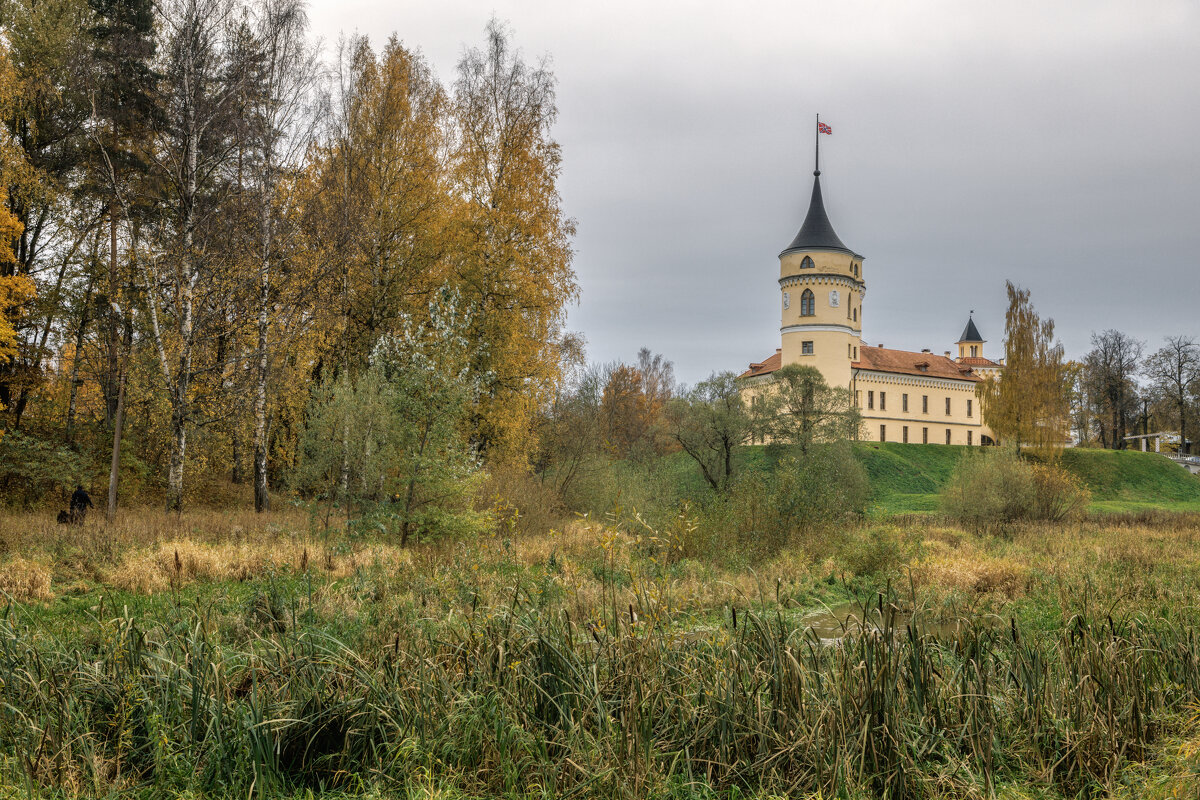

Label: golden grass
[106,536,415,594]
[912,540,1031,599]
[2,506,1200,633]
[0,556,53,601]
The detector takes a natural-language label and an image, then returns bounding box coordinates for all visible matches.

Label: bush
[941,448,1089,529]
[837,525,914,578]
[0,430,89,508]
[481,465,565,538]
[1029,461,1091,521]
[692,442,869,561]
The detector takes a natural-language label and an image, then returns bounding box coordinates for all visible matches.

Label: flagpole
[814,113,820,175]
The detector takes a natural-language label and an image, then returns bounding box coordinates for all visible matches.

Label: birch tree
[240,0,321,511]
[452,20,577,462]
[142,0,244,510]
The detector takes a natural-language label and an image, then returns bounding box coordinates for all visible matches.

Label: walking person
[69,485,93,525]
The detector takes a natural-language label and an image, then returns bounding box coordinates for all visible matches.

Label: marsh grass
[3,509,1200,798]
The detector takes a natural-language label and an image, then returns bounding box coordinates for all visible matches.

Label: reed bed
[2,586,1198,799]
[4,510,1200,797]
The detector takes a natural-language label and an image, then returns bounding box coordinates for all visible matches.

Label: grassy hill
[850,442,1200,513]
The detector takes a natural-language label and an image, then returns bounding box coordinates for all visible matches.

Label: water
[801,602,968,642]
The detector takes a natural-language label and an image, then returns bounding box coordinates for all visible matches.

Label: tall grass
[2,582,1198,799]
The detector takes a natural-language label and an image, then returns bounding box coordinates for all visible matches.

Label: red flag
[818,122,832,135]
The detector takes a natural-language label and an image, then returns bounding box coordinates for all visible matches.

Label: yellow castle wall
[851,370,994,445]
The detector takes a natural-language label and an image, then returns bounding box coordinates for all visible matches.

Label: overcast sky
[308,0,1200,386]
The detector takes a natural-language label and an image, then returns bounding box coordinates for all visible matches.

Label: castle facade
[738,164,1001,446]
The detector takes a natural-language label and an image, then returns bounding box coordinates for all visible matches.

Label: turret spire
[781,116,854,256]
[958,313,984,344]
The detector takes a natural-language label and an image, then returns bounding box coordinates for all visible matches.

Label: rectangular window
[855,390,861,408]
[902,393,909,412]
[945,429,952,445]
[967,399,973,418]
[802,340,814,355]
[922,427,928,444]
[853,347,858,359]
[902,425,909,443]
[848,343,852,357]
[880,392,886,411]
[868,391,874,410]
[880,424,886,442]
[922,395,928,414]
[967,430,973,446]
[945,397,951,416]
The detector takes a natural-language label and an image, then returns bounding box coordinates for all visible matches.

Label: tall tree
[665,372,750,492]
[239,0,321,511]
[84,0,158,426]
[0,0,94,427]
[1143,335,1199,455]
[977,282,1069,454]
[1083,329,1143,449]
[452,20,577,462]
[141,0,246,510]
[0,42,33,374]
[766,364,862,453]
[306,36,451,371]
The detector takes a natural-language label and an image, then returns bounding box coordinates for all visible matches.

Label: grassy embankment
[4,499,1200,797]
[851,442,1200,514]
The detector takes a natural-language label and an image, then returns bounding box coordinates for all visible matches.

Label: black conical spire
[958,313,984,343]
[780,172,854,255]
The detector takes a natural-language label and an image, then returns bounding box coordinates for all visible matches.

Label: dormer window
[916,361,929,373]
[801,256,814,269]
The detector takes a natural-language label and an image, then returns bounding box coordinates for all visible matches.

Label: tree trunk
[105,213,120,425]
[167,394,188,513]
[65,280,94,445]
[253,189,271,512]
[231,426,244,483]
[107,365,127,523]
[164,74,200,514]
[1180,401,1188,456]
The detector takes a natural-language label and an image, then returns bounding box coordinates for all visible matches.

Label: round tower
[778,168,864,390]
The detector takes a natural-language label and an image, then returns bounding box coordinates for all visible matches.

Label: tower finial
[814,113,821,176]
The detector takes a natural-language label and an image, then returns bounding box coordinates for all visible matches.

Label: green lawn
[847,442,1200,514]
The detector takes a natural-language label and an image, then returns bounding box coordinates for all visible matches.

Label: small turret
[956,313,985,360]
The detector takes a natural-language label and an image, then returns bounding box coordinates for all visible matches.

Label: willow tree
[977,281,1069,456]
[452,20,577,463]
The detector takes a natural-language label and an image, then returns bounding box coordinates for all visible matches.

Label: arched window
[801,256,814,269]
[852,307,858,322]
[800,289,815,316]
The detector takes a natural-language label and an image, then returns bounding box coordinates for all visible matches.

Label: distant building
[739,164,1001,445]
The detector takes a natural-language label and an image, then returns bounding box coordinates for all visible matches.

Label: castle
[738,158,1001,446]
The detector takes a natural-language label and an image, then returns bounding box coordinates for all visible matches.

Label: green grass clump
[4,584,1199,800]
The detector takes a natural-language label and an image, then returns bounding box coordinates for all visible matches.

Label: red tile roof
[738,346,988,382]
[852,346,979,382]
[739,349,782,379]
[956,356,1003,368]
